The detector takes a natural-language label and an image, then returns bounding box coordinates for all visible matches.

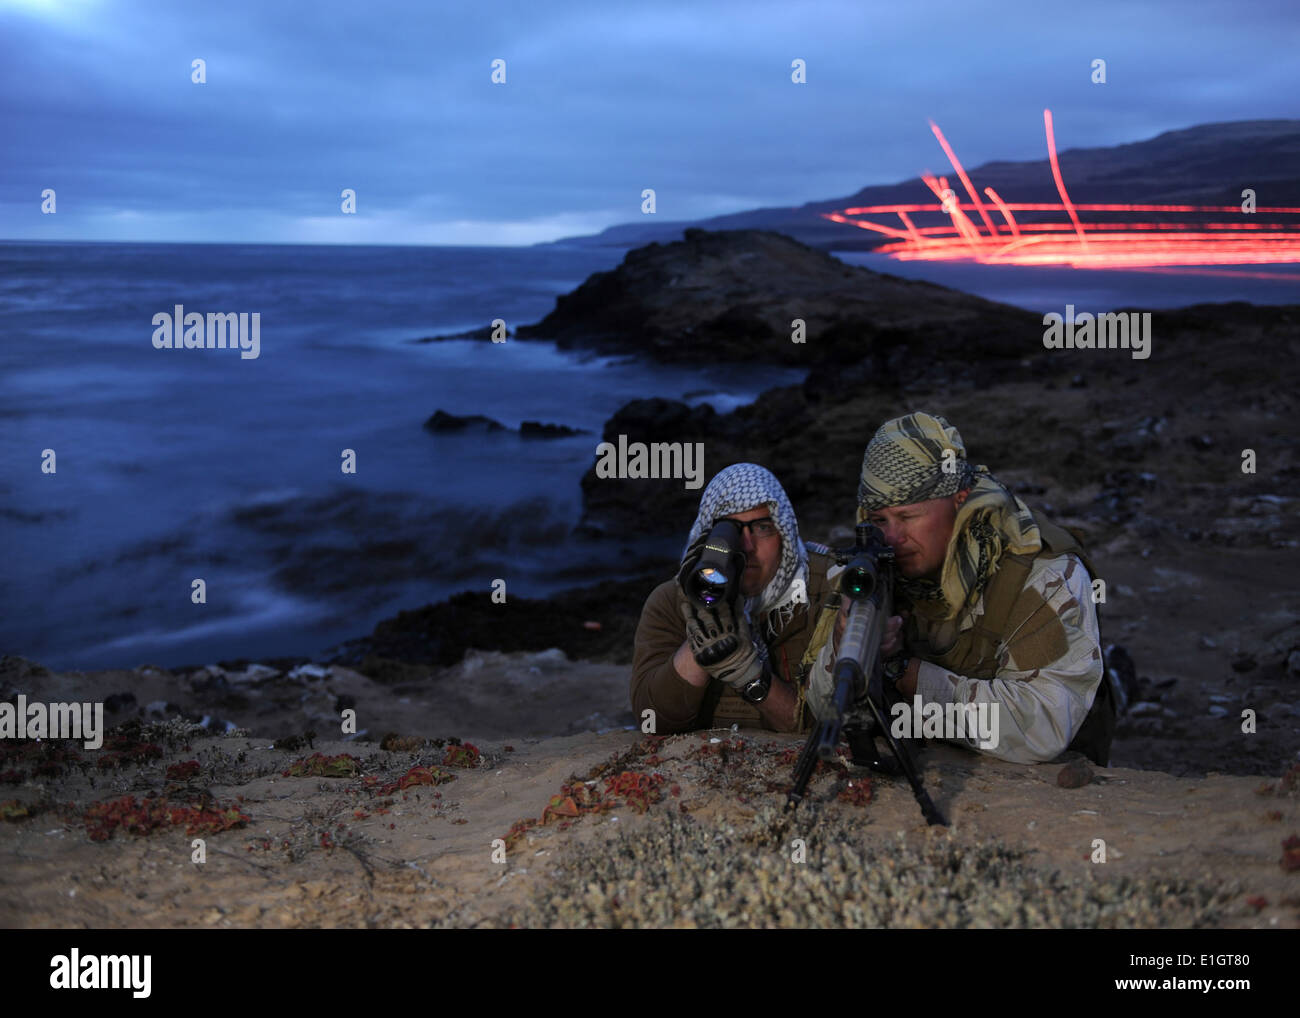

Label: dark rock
[272,732,317,752]
[1231,654,1257,673]
[187,670,228,695]
[1057,759,1095,788]
[333,572,668,672]
[578,399,727,536]
[103,692,137,713]
[1069,373,1087,388]
[519,420,585,439]
[423,410,507,433]
[334,694,356,714]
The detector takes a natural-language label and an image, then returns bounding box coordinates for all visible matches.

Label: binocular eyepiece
[682,518,747,608]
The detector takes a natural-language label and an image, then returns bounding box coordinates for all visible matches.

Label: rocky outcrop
[423,411,585,439]
[516,228,1039,365]
[423,410,506,433]
[576,300,1300,544]
[520,420,585,439]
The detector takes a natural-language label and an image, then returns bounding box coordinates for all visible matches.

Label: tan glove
[679,598,763,692]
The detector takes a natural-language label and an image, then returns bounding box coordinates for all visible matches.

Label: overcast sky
[2,0,1295,246]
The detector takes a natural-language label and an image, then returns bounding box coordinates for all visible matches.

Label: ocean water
[0,242,800,670]
[3,240,1294,672]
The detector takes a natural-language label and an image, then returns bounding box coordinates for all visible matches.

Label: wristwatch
[740,670,771,704]
[882,654,911,692]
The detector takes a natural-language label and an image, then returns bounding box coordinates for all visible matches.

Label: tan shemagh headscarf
[856,412,1042,623]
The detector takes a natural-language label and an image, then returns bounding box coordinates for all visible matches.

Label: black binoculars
[681,518,747,608]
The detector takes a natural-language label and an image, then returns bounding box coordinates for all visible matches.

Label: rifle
[785,522,946,826]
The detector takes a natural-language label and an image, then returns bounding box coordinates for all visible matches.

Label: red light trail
[823,110,1300,276]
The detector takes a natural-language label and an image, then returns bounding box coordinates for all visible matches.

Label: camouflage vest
[906,515,1115,765]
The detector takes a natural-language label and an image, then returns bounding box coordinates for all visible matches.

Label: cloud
[1,0,1296,244]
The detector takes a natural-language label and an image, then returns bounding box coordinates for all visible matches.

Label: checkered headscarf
[858,412,973,511]
[685,462,809,641]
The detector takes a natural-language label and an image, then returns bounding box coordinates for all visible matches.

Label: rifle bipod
[785,708,947,827]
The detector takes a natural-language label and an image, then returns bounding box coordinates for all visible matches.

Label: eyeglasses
[726,516,779,539]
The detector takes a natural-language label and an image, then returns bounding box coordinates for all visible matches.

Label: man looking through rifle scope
[807,412,1116,765]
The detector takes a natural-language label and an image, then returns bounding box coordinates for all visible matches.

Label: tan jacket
[630,549,836,734]
[807,545,1109,764]
[915,551,1104,758]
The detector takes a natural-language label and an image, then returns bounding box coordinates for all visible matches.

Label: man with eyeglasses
[630,463,837,734]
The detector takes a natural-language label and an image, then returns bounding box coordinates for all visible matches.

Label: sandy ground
[1,694,1297,928]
